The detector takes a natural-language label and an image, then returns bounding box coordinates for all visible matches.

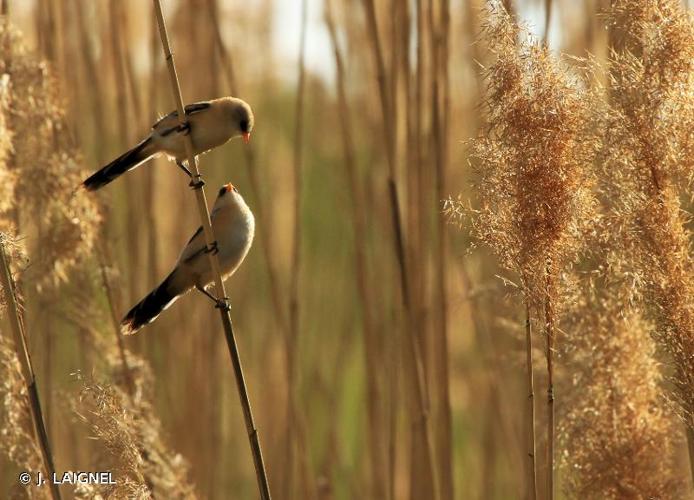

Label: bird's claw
[189,176,205,189]
[215,298,231,312]
[195,285,218,304]
[176,121,191,136]
[205,241,219,255]
[176,161,193,178]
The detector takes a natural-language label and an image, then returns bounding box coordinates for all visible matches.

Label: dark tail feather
[82,137,154,191]
[120,271,181,335]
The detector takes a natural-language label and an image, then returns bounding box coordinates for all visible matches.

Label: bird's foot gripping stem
[176,121,191,136]
[189,176,205,190]
[176,160,193,178]
[195,285,231,312]
[204,241,219,256]
[215,298,231,312]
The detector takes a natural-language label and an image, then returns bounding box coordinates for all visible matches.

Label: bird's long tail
[82,137,156,191]
[120,270,186,335]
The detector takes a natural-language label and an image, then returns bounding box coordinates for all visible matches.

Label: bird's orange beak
[225,183,234,192]
[242,132,251,145]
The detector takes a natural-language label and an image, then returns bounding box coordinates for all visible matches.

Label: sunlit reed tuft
[562,297,680,498]
[464,4,598,497]
[0,23,100,289]
[601,0,694,479]
[72,375,197,500]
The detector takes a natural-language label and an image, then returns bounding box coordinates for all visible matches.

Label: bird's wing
[179,225,206,263]
[152,101,212,135]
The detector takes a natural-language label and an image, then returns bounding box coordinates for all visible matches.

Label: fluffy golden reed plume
[72,374,197,500]
[0,22,100,289]
[562,280,680,498]
[469,5,597,306]
[0,338,45,498]
[0,71,15,218]
[601,0,694,467]
[65,268,197,499]
[463,3,598,497]
[0,232,46,499]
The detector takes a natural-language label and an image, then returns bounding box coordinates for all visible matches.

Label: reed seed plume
[0,232,26,307]
[462,4,599,497]
[469,4,597,303]
[72,376,196,500]
[0,72,15,218]
[0,22,100,289]
[0,338,44,481]
[45,238,197,498]
[0,232,60,500]
[562,299,680,499]
[561,211,680,498]
[6,0,694,497]
[601,0,694,472]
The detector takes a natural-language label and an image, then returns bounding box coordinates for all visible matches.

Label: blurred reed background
[1,0,694,499]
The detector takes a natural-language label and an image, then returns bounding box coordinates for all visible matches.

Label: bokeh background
[1,0,694,499]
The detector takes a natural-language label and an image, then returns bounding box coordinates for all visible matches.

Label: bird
[120,182,255,335]
[82,97,254,191]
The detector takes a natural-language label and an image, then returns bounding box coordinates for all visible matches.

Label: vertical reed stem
[324,3,387,497]
[687,425,694,488]
[97,245,136,397]
[430,0,453,496]
[205,0,289,337]
[146,1,160,290]
[108,0,141,306]
[545,264,555,500]
[0,235,61,500]
[285,0,308,496]
[151,3,271,498]
[359,1,440,498]
[543,0,552,45]
[524,301,538,500]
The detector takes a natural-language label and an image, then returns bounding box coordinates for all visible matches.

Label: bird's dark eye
[218,186,227,197]
[233,186,239,193]
[239,119,249,132]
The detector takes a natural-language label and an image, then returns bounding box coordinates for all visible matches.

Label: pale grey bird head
[215,182,249,211]
[217,182,240,198]
[213,182,255,234]
[224,98,254,144]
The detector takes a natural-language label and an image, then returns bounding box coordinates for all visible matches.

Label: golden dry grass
[2,1,694,499]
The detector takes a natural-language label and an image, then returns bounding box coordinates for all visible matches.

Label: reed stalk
[108,0,140,306]
[543,0,552,45]
[359,1,440,498]
[284,0,308,496]
[429,0,453,496]
[146,1,160,291]
[73,0,106,162]
[524,302,538,500]
[0,235,61,500]
[545,263,555,500]
[151,2,271,498]
[205,0,289,337]
[324,3,387,498]
[97,245,136,397]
